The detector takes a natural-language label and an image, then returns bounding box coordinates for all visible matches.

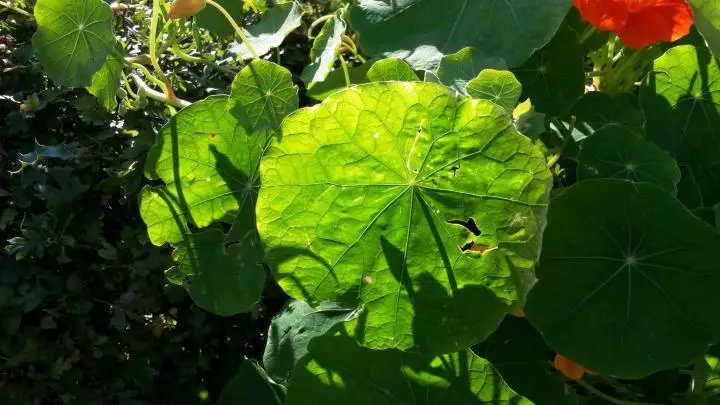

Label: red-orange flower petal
[573,0,694,49]
[553,354,588,380]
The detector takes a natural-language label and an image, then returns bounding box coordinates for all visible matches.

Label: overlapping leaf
[467,70,522,113]
[87,41,124,110]
[640,45,720,210]
[526,179,720,378]
[286,329,533,405]
[301,15,345,87]
[228,60,299,132]
[218,360,285,405]
[691,0,720,56]
[195,0,244,37]
[263,300,354,383]
[436,47,507,94]
[349,0,572,70]
[366,58,419,82]
[577,127,681,193]
[32,0,116,87]
[257,82,552,354]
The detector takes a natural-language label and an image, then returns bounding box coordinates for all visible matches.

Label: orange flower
[553,354,589,380]
[512,308,526,317]
[168,0,206,19]
[573,0,694,49]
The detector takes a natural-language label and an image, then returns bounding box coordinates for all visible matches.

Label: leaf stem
[206,0,259,59]
[578,25,596,45]
[130,73,190,108]
[308,14,335,39]
[149,0,176,99]
[243,0,259,13]
[0,0,32,17]
[577,380,660,405]
[339,54,351,87]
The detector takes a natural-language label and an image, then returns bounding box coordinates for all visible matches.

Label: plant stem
[577,380,659,405]
[243,0,259,13]
[0,1,32,17]
[308,14,335,38]
[170,43,235,76]
[339,54,351,87]
[206,0,259,59]
[128,61,168,93]
[130,74,190,109]
[578,25,596,45]
[149,0,175,99]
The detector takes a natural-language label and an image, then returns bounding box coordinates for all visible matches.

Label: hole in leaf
[450,165,460,176]
[448,218,481,236]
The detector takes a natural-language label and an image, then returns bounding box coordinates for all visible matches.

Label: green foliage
[257,82,552,353]
[13,0,720,403]
[286,327,532,405]
[32,0,116,86]
[526,179,720,378]
[349,0,572,70]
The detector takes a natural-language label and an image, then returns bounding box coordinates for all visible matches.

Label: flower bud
[168,0,207,19]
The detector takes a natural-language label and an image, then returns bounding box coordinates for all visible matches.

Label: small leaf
[263,300,353,383]
[301,15,346,87]
[231,1,304,60]
[227,60,299,132]
[306,62,372,101]
[513,26,585,117]
[577,126,681,193]
[526,179,720,378]
[436,47,507,94]
[87,41,124,110]
[257,82,552,353]
[286,329,532,405]
[366,58,419,82]
[32,0,116,87]
[218,360,285,405]
[467,70,522,113]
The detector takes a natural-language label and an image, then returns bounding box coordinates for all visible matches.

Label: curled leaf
[168,0,206,19]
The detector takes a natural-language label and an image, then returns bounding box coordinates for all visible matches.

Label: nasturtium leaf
[474,316,582,405]
[218,360,285,405]
[166,227,265,316]
[263,300,354,383]
[139,96,270,246]
[691,0,720,56]
[577,127,681,193]
[32,0,116,87]
[640,45,720,210]
[466,70,522,113]
[349,0,572,71]
[227,60,299,132]
[301,15,345,88]
[257,82,552,353]
[286,330,533,405]
[570,92,645,141]
[513,100,546,140]
[195,0,243,37]
[306,63,372,101]
[526,179,720,378]
[366,58,419,82]
[231,1,304,60]
[513,26,584,117]
[87,41,124,110]
[436,47,507,94]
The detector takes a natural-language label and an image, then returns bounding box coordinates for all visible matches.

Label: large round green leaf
[32,0,116,87]
[286,329,532,405]
[139,96,269,246]
[570,92,645,141]
[526,179,720,378]
[640,45,720,210]
[577,127,681,193]
[349,0,572,70]
[474,316,581,405]
[257,82,552,354]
